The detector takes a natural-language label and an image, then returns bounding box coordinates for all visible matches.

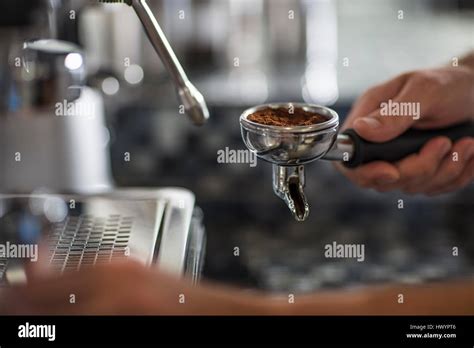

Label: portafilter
[240,103,474,222]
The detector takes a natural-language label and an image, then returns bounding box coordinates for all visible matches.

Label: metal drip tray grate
[0,188,204,284]
[49,214,133,272]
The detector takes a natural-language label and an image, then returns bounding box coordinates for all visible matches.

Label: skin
[0,261,473,315]
[336,57,474,195]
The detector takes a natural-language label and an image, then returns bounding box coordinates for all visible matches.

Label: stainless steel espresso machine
[0,0,207,284]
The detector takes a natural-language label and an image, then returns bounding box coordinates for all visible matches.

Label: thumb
[352,106,416,143]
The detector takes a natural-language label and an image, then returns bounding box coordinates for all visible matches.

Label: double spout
[272,165,309,222]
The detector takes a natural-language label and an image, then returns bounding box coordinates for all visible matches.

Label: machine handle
[343,121,474,168]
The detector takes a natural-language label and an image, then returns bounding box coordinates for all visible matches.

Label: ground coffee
[248,107,327,127]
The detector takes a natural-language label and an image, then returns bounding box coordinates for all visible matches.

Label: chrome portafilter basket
[240,103,473,222]
[240,103,341,222]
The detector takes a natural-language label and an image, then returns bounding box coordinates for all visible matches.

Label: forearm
[266,280,474,315]
[458,51,474,71]
[189,279,474,315]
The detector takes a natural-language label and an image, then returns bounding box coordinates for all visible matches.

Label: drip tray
[0,188,205,284]
[49,214,134,272]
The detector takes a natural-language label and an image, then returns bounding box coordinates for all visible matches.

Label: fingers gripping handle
[343,121,474,168]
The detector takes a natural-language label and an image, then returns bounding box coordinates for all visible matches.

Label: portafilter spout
[273,165,309,222]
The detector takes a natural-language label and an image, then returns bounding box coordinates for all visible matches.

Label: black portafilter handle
[343,121,474,168]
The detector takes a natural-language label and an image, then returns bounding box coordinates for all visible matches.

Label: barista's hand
[0,261,270,315]
[337,65,474,195]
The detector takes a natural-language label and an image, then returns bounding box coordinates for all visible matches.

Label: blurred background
[1,0,474,292]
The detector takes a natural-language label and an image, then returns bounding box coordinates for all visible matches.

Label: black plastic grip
[343,121,474,168]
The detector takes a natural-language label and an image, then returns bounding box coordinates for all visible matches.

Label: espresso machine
[0,0,207,284]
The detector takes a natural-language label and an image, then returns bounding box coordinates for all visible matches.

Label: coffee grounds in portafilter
[247,107,327,127]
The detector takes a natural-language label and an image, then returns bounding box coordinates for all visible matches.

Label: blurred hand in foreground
[1,261,473,315]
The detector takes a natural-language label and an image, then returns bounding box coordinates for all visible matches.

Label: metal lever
[131,0,209,126]
[272,165,309,222]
